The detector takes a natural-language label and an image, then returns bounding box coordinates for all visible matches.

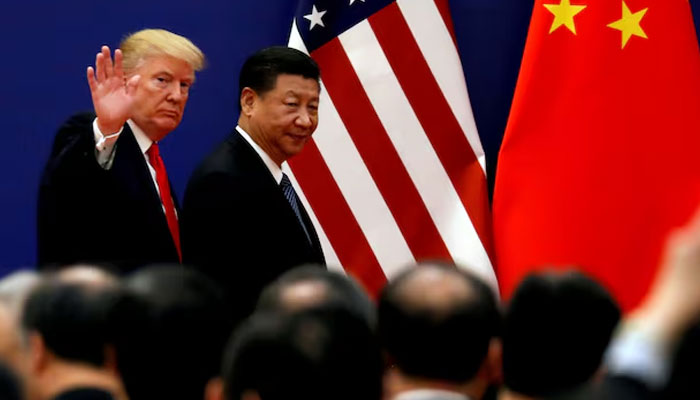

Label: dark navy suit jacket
[38,112,179,272]
[182,129,325,323]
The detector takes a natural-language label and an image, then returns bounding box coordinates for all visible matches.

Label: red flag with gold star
[493,0,700,310]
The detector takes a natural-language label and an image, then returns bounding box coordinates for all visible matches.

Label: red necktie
[147,143,182,262]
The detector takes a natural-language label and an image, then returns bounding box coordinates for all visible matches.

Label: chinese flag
[493,0,700,310]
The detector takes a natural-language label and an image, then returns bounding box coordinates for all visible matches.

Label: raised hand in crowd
[626,206,700,346]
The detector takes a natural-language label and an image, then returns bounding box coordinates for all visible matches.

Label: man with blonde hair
[38,29,205,273]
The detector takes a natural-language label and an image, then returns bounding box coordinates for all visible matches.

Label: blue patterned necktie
[280,173,312,244]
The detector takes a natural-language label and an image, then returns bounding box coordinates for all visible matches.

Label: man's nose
[167,83,184,102]
[296,109,313,128]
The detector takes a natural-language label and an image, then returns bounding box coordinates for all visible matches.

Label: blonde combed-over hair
[120,29,205,74]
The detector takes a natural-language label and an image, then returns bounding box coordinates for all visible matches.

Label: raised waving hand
[86,46,140,134]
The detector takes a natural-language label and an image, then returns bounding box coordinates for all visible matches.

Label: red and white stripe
[286,0,496,295]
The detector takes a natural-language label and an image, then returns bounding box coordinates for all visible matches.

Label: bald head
[378,263,499,384]
[256,267,376,327]
[390,265,477,318]
[55,265,119,288]
[277,280,329,312]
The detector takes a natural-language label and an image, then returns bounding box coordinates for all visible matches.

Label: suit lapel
[230,131,324,261]
[111,124,163,213]
[110,124,177,251]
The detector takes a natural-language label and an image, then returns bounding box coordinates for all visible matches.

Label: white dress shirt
[603,321,672,390]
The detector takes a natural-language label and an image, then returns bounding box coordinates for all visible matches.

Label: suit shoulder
[185,132,270,206]
[52,112,96,154]
[44,111,97,169]
[190,131,257,180]
[41,112,103,187]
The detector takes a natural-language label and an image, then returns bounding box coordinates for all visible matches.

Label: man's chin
[154,119,180,134]
[285,139,310,153]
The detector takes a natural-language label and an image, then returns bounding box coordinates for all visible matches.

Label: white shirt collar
[393,389,470,400]
[127,119,154,154]
[236,125,284,184]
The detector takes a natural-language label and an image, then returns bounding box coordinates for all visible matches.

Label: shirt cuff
[93,118,123,151]
[604,321,673,390]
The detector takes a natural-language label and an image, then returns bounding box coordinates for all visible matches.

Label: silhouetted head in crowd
[218,304,382,400]
[256,265,375,327]
[0,271,41,400]
[502,270,621,398]
[378,262,501,400]
[20,281,127,400]
[123,265,231,400]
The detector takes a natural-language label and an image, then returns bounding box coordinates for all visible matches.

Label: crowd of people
[0,205,699,399]
[21,27,700,400]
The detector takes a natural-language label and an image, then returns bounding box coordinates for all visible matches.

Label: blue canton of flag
[293,0,395,52]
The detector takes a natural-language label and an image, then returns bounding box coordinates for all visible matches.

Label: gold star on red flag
[607,1,649,48]
[543,0,587,35]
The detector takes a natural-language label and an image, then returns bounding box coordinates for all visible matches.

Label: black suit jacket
[182,129,325,322]
[37,112,180,273]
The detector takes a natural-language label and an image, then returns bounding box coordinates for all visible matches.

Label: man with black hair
[378,263,501,400]
[182,46,325,324]
[20,282,127,400]
[500,270,620,400]
[211,305,382,400]
[256,265,375,327]
[121,265,231,400]
[563,206,700,400]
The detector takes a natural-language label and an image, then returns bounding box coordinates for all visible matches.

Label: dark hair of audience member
[256,265,376,327]
[222,304,383,400]
[121,264,231,400]
[503,270,621,397]
[377,263,500,383]
[21,281,121,367]
[102,288,150,400]
[0,362,22,400]
[238,46,320,107]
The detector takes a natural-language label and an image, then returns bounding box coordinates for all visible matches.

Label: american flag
[283,0,496,295]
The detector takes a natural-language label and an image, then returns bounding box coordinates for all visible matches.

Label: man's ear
[240,87,257,117]
[103,344,118,375]
[485,337,503,385]
[205,377,225,400]
[28,332,50,374]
